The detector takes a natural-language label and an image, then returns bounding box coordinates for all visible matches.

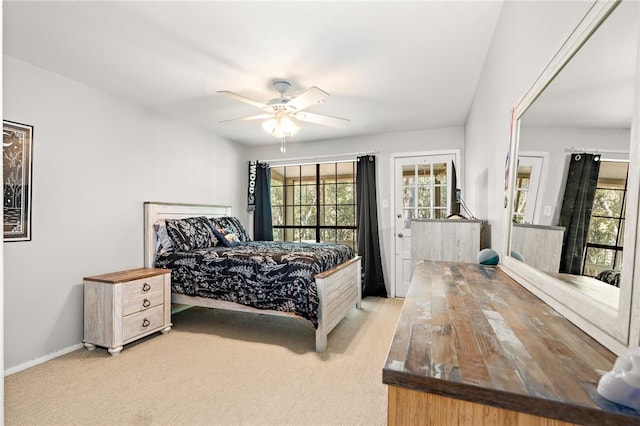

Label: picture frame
[3,120,34,241]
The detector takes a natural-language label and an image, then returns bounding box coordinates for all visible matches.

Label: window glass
[401,160,453,224]
[583,161,628,276]
[270,162,357,250]
[512,164,532,224]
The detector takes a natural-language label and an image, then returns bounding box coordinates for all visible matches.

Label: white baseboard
[4,343,84,376]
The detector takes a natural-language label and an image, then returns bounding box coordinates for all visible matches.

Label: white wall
[3,56,248,371]
[248,127,464,296]
[465,0,597,253]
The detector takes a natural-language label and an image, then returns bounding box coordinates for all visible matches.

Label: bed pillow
[165,216,218,251]
[211,216,251,242]
[153,219,174,254]
[212,227,241,247]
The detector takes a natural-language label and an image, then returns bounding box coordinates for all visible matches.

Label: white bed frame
[143,201,362,352]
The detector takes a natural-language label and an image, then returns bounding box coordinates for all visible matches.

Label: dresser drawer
[122,275,164,316]
[122,305,165,343]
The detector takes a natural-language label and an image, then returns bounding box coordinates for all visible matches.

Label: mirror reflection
[511,0,638,311]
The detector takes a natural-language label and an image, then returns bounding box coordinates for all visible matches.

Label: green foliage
[584,176,627,274]
[269,164,357,250]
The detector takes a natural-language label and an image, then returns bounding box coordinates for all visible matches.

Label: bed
[596,269,621,287]
[143,201,362,352]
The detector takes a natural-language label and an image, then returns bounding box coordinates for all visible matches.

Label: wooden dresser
[83,267,172,356]
[383,261,640,425]
[410,219,482,276]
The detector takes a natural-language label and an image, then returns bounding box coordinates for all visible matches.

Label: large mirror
[502,0,640,355]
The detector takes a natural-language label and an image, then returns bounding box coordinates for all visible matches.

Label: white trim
[517,151,549,225]
[389,149,463,192]
[565,147,630,162]
[567,147,629,155]
[502,0,636,355]
[5,343,83,376]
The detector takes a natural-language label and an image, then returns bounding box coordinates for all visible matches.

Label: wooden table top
[383,261,640,425]
[84,267,171,284]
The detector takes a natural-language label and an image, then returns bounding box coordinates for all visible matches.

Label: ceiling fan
[218,81,350,152]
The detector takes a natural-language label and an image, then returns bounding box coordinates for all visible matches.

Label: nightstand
[83,267,172,356]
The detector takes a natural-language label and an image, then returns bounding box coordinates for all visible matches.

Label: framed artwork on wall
[3,120,34,241]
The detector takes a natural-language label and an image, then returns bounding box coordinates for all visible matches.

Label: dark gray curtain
[558,153,601,274]
[253,162,273,241]
[356,155,387,297]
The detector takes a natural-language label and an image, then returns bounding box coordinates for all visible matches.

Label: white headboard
[143,202,232,268]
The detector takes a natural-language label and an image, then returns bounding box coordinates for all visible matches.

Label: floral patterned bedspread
[154,241,355,327]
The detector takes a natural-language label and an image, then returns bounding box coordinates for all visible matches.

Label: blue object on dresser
[510,250,525,262]
[478,248,500,265]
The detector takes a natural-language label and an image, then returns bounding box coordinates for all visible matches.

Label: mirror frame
[501,0,640,356]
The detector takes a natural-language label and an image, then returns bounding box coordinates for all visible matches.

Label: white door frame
[389,149,462,297]
[518,151,549,225]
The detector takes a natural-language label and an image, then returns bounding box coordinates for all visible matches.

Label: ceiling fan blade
[219,114,273,123]
[287,86,330,112]
[217,91,271,111]
[294,111,350,128]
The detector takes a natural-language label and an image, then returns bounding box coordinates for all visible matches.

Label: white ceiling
[3,1,504,146]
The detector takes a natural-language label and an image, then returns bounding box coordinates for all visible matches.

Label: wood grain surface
[383,261,640,425]
[84,267,171,284]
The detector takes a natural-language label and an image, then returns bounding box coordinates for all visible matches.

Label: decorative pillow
[212,227,241,247]
[153,219,174,254]
[165,216,218,251]
[210,216,251,242]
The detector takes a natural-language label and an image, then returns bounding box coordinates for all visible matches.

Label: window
[583,161,628,277]
[401,162,449,223]
[270,162,357,250]
[512,165,531,224]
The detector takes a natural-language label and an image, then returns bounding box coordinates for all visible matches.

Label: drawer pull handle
[142,283,151,292]
[142,318,150,328]
[142,298,151,308]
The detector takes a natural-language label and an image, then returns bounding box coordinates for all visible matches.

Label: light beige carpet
[6,297,403,426]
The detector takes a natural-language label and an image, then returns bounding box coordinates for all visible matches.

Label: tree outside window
[401,162,448,225]
[583,161,628,277]
[512,166,531,224]
[270,162,357,250]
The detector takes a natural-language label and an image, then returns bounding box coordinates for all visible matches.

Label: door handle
[397,213,402,218]
[398,233,403,238]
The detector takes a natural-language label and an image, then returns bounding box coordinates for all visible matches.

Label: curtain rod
[566,147,629,154]
[260,150,379,165]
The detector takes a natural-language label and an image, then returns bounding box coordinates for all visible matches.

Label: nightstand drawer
[122,274,164,300]
[122,276,164,316]
[122,291,164,316]
[122,305,165,342]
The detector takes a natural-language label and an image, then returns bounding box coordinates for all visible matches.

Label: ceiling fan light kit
[218,80,350,152]
[261,111,300,153]
[261,112,300,138]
